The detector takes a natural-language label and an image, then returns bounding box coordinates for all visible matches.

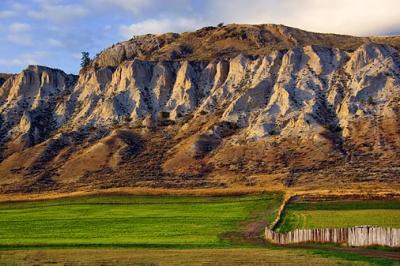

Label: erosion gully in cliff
[0,24,399,194]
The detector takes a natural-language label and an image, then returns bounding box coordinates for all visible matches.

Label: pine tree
[80,52,90,68]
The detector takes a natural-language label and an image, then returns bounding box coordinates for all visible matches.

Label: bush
[88,125,97,132]
[269,129,278,136]
[112,119,119,128]
[158,111,170,119]
[367,96,374,105]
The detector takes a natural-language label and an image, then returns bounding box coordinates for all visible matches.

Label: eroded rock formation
[0,24,399,193]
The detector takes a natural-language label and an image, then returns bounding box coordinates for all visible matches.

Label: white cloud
[9,23,31,33]
[6,34,34,46]
[0,51,49,68]
[120,17,204,38]
[72,52,83,60]
[0,10,16,18]
[206,0,400,36]
[87,0,191,15]
[117,0,400,40]
[90,0,156,15]
[28,2,88,23]
[47,38,64,48]
[11,2,30,11]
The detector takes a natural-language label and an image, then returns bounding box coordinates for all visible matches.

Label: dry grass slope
[93,24,400,68]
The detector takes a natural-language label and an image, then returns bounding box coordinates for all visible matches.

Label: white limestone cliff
[0,44,399,147]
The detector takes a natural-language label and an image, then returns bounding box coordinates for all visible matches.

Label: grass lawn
[0,193,282,248]
[276,200,400,233]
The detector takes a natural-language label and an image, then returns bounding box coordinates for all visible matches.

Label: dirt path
[334,246,400,260]
[293,244,400,261]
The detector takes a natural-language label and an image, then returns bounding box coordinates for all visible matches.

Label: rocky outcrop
[0,66,77,146]
[0,25,399,193]
[0,73,13,87]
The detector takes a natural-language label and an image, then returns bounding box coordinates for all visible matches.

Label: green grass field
[0,193,282,248]
[0,194,399,265]
[276,200,400,233]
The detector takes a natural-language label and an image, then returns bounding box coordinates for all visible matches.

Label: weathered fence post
[265,226,400,247]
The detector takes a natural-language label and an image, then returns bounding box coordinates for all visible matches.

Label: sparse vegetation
[94,24,400,67]
[87,125,97,132]
[367,96,375,105]
[269,129,278,136]
[158,111,170,119]
[124,116,132,123]
[112,119,119,128]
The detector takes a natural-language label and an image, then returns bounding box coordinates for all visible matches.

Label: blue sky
[1,0,399,74]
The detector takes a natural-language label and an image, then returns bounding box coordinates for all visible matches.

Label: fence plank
[265,226,400,247]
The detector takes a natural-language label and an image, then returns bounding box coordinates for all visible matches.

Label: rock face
[0,24,400,194]
[0,73,13,87]
[0,66,77,147]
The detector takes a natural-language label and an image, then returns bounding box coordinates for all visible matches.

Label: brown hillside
[92,24,400,68]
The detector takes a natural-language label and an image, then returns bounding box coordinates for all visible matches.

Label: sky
[0,0,399,74]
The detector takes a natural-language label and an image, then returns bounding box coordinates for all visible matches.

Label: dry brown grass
[94,23,400,68]
[0,248,366,266]
[0,183,398,203]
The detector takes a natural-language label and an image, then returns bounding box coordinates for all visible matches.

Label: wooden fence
[265,226,400,247]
